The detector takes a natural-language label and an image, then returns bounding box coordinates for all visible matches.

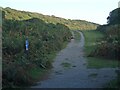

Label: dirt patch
[61,62,71,69]
[88,73,98,78]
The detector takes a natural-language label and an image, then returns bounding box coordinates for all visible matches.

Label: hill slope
[2,7,73,88]
[2,7,99,30]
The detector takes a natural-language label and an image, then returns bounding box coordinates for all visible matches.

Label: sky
[0,0,119,24]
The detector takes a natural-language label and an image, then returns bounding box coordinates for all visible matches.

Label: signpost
[25,38,29,58]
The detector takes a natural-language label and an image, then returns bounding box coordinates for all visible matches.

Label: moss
[61,62,71,68]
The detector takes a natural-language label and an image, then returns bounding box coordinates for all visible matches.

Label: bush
[2,18,72,88]
[91,25,120,60]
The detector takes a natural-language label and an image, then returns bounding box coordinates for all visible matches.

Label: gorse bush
[95,25,120,59]
[2,17,72,88]
[90,8,120,60]
[2,7,98,30]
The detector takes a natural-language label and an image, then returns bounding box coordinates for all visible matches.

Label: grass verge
[82,30,104,56]
[104,71,120,88]
[73,31,81,41]
[104,79,120,88]
[82,30,120,88]
[82,30,119,68]
[28,66,48,81]
[28,41,70,86]
[87,57,119,69]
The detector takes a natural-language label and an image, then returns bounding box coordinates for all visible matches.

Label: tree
[107,8,120,25]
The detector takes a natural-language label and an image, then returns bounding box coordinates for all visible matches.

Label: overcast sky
[0,0,119,24]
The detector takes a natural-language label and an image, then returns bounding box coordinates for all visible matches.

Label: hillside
[2,7,73,88]
[2,7,99,30]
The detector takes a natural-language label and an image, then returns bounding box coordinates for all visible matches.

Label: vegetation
[83,8,120,60]
[0,7,2,27]
[82,30,119,68]
[82,7,120,88]
[82,30,104,56]
[107,8,120,25]
[2,7,99,30]
[1,7,98,88]
[87,57,119,69]
[100,7,120,88]
[2,6,120,88]
[2,14,72,88]
[73,30,81,42]
[0,7,98,87]
[104,70,120,88]
[92,8,120,60]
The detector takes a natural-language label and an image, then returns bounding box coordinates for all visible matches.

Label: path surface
[32,31,118,88]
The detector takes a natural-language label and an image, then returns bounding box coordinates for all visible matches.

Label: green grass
[47,52,57,62]
[82,30,104,56]
[28,41,70,83]
[105,79,119,88]
[73,31,81,42]
[62,41,70,49]
[104,71,120,88]
[87,57,120,69]
[82,30,120,69]
[28,66,48,81]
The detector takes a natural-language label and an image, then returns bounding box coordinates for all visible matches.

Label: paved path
[32,31,118,88]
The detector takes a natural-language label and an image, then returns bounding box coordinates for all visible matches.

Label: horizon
[2,6,100,24]
[1,0,119,24]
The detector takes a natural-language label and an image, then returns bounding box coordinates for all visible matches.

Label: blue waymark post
[25,39,29,51]
[25,38,29,57]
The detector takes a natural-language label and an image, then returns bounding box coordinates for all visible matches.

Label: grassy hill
[2,7,99,30]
